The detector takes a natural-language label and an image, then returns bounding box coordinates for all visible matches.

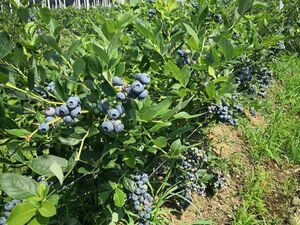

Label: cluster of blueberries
[33,85,48,99]
[100,104,125,133]
[148,8,157,17]
[191,1,199,11]
[33,81,56,99]
[179,147,208,208]
[208,100,242,126]
[0,200,22,224]
[38,96,81,133]
[128,173,153,225]
[177,50,196,66]
[113,74,150,101]
[256,68,273,97]
[46,81,55,92]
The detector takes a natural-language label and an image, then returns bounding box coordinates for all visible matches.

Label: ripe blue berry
[4,202,14,211]
[45,107,55,116]
[135,73,151,84]
[116,104,125,115]
[67,97,79,110]
[112,76,124,86]
[45,116,55,123]
[70,106,81,118]
[101,121,114,133]
[131,81,144,94]
[100,101,110,112]
[58,104,70,116]
[108,109,120,119]
[4,211,10,218]
[55,107,61,116]
[138,90,148,100]
[116,92,126,101]
[63,116,75,124]
[38,123,50,133]
[114,122,124,133]
[0,217,6,224]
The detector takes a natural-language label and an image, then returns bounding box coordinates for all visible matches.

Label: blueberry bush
[0,0,299,224]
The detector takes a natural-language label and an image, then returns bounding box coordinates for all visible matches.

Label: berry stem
[4,82,64,105]
[75,130,90,161]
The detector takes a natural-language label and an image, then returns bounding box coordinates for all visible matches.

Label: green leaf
[0,174,37,199]
[38,201,56,218]
[173,112,202,120]
[237,0,254,15]
[5,129,31,138]
[49,162,64,185]
[113,188,126,207]
[217,37,235,59]
[88,43,109,65]
[0,32,12,60]
[17,7,29,22]
[6,202,37,225]
[153,137,168,148]
[134,18,154,42]
[183,23,199,49]
[205,81,216,99]
[0,66,9,84]
[58,137,81,146]
[26,155,68,178]
[73,58,86,77]
[27,214,49,225]
[149,122,172,132]
[41,35,61,54]
[169,139,183,158]
[123,177,135,192]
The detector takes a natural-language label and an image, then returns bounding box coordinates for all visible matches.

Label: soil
[168,122,300,225]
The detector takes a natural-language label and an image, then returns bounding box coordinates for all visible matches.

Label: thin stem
[4,82,64,105]
[75,130,90,161]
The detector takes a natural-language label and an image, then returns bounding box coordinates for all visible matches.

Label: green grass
[240,54,300,164]
[232,54,300,225]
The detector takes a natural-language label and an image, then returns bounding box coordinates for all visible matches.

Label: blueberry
[45,107,55,116]
[101,121,114,133]
[4,202,14,211]
[135,188,142,195]
[108,108,120,120]
[116,92,126,101]
[144,205,151,212]
[38,123,50,133]
[114,122,124,133]
[144,213,150,219]
[131,81,144,94]
[67,97,79,110]
[112,76,124,86]
[135,73,151,84]
[134,205,141,211]
[132,193,139,201]
[0,217,6,224]
[138,90,148,100]
[45,116,55,123]
[58,104,70,116]
[63,115,75,124]
[4,211,10,218]
[134,175,141,181]
[100,101,110,112]
[70,106,81,118]
[55,107,61,116]
[134,200,140,206]
[141,177,149,183]
[116,104,125,115]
